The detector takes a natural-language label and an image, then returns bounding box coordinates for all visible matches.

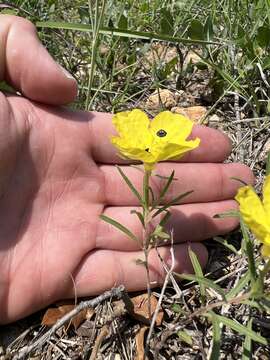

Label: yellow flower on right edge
[235,175,270,257]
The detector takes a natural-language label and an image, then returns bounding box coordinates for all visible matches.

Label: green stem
[142,169,152,320]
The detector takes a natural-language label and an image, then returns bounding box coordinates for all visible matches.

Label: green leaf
[160,9,174,36]
[227,272,250,300]
[118,14,128,29]
[209,311,222,360]
[171,303,184,314]
[188,20,204,40]
[204,16,214,41]
[242,319,253,360]
[175,273,227,301]
[153,170,175,207]
[188,248,206,302]
[153,190,193,217]
[36,21,220,46]
[214,315,267,345]
[159,211,171,227]
[100,214,138,243]
[213,236,239,255]
[257,26,270,48]
[116,166,143,204]
[130,210,145,227]
[177,330,193,346]
[213,210,240,219]
[240,218,258,285]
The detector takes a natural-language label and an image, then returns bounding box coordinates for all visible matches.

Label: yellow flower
[111,109,200,170]
[235,175,270,257]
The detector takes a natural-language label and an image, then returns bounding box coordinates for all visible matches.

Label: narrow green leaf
[188,19,204,40]
[160,9,174,36]
[36,21,220,45]
[159,211,171,227]
[213,236,239,255]
[116,166,142,204]
[100,214,138,243]
[213,210,240,219]
[118,14,128,29]
[188,248,206,302]
[153,190,193,217]
[154,170,175,206]
[242,319,252,360]
[209,311,222,360]
[177,330,193,346]
[257,26,270,48]
[215,315,268,345]
[227,271,250,300]
[130,210,144,227]
[175,273,227,301]
[240,218,258,284]
[204,16,214,41]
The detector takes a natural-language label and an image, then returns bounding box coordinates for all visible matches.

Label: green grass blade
[100,214,138,243]
[175,273,227,301]
[215,315,267,345]
[116,166,143,204]
[227,271,250,300]
[36,21,221,45]
[188,248,206,303]
[209,311,222,360]
[242,319,252,360]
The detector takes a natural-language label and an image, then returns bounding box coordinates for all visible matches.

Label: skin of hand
[0,15,254,325]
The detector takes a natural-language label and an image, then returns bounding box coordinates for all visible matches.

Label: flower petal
[263,175,270,217]
[112,109,152,150]
[150,111,195,142]
[236,185,270,242]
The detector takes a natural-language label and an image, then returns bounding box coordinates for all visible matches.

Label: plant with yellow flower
[101,109,200,318]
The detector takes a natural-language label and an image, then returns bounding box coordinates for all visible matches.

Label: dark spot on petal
[145,148,149,152]
[156,129,167,137]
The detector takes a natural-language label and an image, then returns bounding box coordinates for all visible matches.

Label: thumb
[0,15,77,105]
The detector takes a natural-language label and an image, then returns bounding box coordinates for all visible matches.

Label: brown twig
[13,285,125,360]
[89,325,110,360]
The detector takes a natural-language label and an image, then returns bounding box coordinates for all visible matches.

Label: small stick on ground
[13,285,125,360]
[89,325,110,360]
[146,233,175,348]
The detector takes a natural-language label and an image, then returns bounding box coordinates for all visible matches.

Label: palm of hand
[0,96,105,322]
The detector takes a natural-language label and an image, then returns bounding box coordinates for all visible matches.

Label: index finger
[90,112,232,163]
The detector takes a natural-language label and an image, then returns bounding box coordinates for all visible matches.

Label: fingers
[101,162,254,206]
[97,200,239,251]
[90,112,232,163]
[0,15,77,104]
[71,242,208,296]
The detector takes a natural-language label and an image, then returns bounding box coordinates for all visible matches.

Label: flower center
[156,129,167,137]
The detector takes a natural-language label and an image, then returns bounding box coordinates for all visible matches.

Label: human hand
[0,15,253,324]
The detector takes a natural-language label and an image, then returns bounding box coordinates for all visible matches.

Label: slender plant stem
[86,0,106,111]
[142,169,152,320]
